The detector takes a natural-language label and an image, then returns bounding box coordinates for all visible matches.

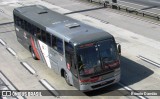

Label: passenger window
[65,42,77,76]
[31,25,36,35]
[28,23,32,33]
[51,35,63,55]
[20,19,24,29]
[24,20,28,31]
[35,27,41,40]
[65,42,74,54]
[17,17,20,26]
[46,32,51,46]
[17,17,23,28]
[14,15,18,25]
[41,30,46,42]
[52,35,57,50]
[56,38,63,54]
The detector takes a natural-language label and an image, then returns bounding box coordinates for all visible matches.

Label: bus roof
[13,5,113,46]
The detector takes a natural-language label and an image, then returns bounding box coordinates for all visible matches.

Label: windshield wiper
[79,64,85,71]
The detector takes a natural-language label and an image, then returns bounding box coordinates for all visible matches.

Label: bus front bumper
[79,74,120,91]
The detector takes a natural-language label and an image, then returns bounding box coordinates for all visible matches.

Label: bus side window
[46,32,51,46]
[16,16,21,26]
[65,42,77,77]
[28,23,32,34]
[20,19,24,29]
[16,17,23,28]
[36,28,41,40]
[52,35,57,50]
[24,20,28,32]
[14,15,17,25]
[30,25,36,35]
[41,30,46,42]
[51,35,63,55]
[56,38,63,55]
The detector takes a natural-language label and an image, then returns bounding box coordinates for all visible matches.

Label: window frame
[51,35,64,55]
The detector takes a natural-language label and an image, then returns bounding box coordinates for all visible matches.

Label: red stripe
[30,37,40,60]
[79,76,101,83]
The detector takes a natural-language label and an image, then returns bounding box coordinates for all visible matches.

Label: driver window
[65,42,77,77]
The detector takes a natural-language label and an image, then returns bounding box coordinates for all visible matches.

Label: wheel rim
[65,72,69,83]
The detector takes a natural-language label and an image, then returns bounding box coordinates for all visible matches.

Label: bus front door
[49,48,59,73]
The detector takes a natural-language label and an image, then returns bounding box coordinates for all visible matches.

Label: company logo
[2,91,11,96]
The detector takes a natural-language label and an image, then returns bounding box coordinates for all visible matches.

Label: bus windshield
[98,40,117,62]
[77,40,117,76]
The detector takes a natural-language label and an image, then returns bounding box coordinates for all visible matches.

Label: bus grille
[91,79,114,89]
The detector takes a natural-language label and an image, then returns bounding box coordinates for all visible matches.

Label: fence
[86,0,160,20]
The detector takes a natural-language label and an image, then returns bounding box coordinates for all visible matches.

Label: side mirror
[117,43,121,55]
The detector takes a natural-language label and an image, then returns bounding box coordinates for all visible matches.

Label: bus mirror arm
[117,43,121,55]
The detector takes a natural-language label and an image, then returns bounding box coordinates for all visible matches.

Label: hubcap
[65,73,69,83]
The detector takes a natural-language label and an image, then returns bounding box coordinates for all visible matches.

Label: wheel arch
[61,68,65,77]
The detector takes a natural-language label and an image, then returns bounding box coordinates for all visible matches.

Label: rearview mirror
[117,43,121,55]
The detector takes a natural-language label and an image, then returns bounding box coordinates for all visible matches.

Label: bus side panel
[38,40,65,75]
[38,40,52,68]
[15,26,23,45]
[30,37,41,60]
[48,47,60,74]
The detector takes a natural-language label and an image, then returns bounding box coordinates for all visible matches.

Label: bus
[13,5,121,91]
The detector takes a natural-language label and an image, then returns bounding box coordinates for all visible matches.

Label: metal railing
[86,0,160,21]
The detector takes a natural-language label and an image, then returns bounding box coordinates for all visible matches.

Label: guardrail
[112,3,160,20]
[86,0,160,21]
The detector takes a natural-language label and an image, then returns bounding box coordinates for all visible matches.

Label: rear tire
[64,71,72,86]
[31,47,38,60]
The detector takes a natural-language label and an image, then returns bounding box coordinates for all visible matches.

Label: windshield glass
[77,43,100,76]
[98,40,117,63]
[77,39,118,76]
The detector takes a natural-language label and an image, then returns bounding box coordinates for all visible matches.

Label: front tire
[31,47,38,60]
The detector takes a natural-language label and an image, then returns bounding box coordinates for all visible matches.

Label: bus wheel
[31,47,38,60]
[64,71,72,86]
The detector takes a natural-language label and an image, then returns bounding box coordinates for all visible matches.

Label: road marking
[86,15,109,24]
[59,2,81,7]
[118,82,147,99]
[0,71,25,99]
[138,55,160,68]
[20,62,36,74]
[6,47,16,56]
[39,79,60,97]
[0,39,6,46]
